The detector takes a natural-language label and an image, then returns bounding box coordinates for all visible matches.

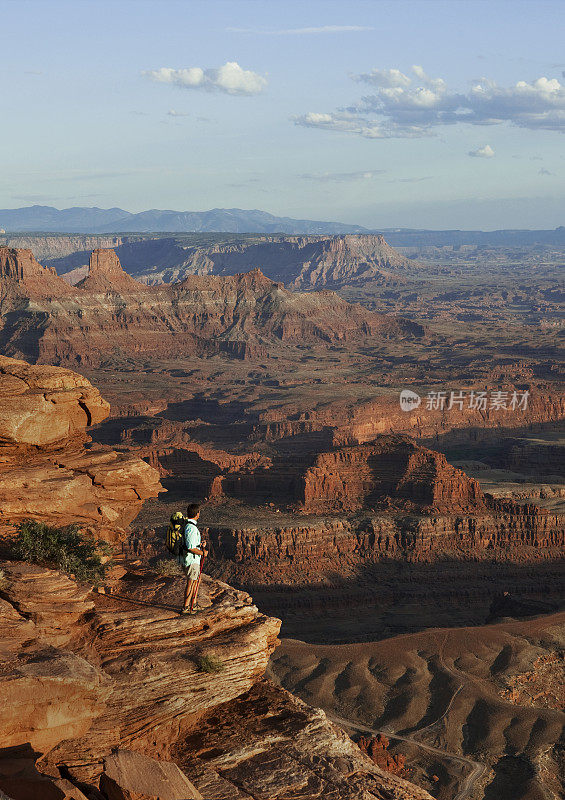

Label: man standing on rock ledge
[180,503,208,615]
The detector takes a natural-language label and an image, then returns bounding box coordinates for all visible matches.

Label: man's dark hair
[186,503,201,519]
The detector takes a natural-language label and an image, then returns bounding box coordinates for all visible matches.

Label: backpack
[166,512,187,556]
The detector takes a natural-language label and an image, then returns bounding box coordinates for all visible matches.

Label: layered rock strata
[16,232,418,288]
[121,232,419,288]
[0,563,432,800]
[0,246,422,367]
[176,680,433,800]
[300,438,485,512]
[207,506,564,580]
[0,356,161,537]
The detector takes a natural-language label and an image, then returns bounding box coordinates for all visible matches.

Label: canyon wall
[11,232,420,288]
[208,505,563,581]
[0,246,422,367]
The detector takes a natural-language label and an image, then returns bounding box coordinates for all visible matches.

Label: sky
[2,0,565,229]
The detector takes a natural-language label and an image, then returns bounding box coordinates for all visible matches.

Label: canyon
[0,235,563,800]
[0,245,422,368]
[0,356,434,800]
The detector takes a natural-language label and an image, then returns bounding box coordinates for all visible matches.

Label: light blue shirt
[180,519,201,568]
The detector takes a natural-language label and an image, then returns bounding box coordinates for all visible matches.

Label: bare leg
[184,578,196,609]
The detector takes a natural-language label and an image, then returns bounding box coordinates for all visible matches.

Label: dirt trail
[329,713,487,800]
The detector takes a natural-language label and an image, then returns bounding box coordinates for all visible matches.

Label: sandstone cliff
[0,562,433,800]
[300,437,485,513]
[0,247,422,367]
[0,355,161,537]
[118,233,418,288]
[14,232,419,289]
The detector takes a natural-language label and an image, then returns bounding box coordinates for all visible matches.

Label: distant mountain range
[0,206,368,235]
[1,205,563,245]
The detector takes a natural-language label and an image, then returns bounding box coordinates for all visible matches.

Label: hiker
[179,503,208,615]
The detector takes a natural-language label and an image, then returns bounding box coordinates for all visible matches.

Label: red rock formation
[0,356,161,538]
[358,735,406,776]
[0,561,432,799]
[0,245,73,298]
[100,750,203,800]
[77,248,142,292]
[0,564,280,773]
[176,680,433,800]
[301,437,485,513]
[0,247,423,367]
[207,505,564,582]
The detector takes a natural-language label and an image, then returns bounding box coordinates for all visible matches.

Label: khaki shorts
[183,562,200,581]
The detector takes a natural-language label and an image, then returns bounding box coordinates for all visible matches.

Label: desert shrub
[154,558,182,577]
[13,520,110,585]
[196,653,225,674]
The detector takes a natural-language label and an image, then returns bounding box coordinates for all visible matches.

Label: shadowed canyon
[0,233,563,800]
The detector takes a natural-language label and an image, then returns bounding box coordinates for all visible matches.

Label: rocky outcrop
[176,680,433,800]
[0,245,73,299]
[301,438,485,512]
[0,247,422,367]
[0,356,161,537]
[100,750,203,800]
[116,233,419,288]
[0,565,109,756]
[0,563,431,800]
[0,563,279,774]
[77,249,142,292]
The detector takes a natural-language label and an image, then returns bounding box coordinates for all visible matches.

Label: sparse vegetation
[12,520,111,585]
[196,652,225,673]
[154,558,182,577]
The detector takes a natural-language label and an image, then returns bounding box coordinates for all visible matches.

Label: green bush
[196,653,225,674]
[13,520,111,586]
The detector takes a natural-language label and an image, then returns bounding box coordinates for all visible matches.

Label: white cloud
[468,144,495,158]
[167,110,189,117]
[228,25,373,35]
[411,65,446,90]
[143,61,267,95]
[296,68,565,139]
[352,68,411,88]
[538,167,554,175]
[294,110,432,139]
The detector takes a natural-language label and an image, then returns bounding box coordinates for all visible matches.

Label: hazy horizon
[2,201,565,233]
